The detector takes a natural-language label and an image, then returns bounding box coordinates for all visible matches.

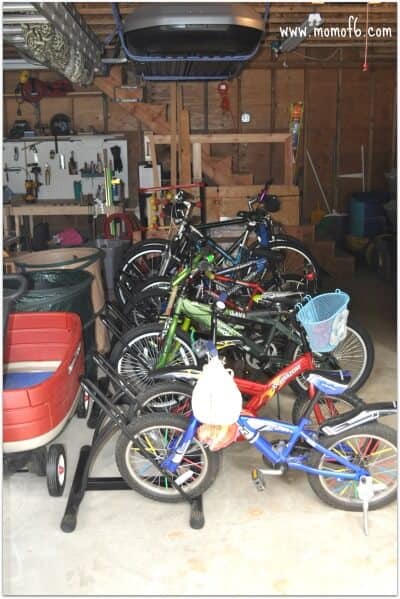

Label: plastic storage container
[349,192,389,237]
[88,238,131,297]
[14,247,109,353]
[296,290,350,353]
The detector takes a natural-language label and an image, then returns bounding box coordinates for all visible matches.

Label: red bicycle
[128,312,362,428]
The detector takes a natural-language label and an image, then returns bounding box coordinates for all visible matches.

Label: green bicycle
[110,254,374,395]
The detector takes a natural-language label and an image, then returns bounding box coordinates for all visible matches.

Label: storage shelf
[3,134,126,142]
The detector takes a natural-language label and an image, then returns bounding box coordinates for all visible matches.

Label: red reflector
[306,273,315,280]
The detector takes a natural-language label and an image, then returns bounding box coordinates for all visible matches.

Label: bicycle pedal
[251,468,265,491]
[258,466,285,476]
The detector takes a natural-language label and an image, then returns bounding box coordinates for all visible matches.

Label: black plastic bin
[14,270,95,357]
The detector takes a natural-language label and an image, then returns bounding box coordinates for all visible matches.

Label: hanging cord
[363,2,370,71]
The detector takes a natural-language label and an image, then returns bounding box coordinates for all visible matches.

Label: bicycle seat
[305,370,352,395]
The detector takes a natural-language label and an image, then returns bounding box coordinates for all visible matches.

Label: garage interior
[2,2,397,595]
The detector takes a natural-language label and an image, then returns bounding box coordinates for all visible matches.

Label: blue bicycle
[113,370,397,530]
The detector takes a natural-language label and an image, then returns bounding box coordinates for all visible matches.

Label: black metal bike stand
[61,402,205,533]
[61,420,125,533]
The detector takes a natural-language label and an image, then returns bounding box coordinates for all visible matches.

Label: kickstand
[358,475,374,536]
[276,391,281,420]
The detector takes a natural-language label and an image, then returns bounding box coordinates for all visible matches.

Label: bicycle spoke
[317,432,397,506]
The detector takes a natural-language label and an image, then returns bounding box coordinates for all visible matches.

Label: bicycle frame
[154,350,338,426]
[156,293,301,370]
[160,410,369,482]
[168,212,272,273]
[234,352,314,414]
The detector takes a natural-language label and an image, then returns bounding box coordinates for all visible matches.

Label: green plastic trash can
[15,270,95,355]
[15,247,109,353]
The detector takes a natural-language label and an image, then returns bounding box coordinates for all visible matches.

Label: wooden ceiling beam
[82,16,397,27]
[75,2,396,15]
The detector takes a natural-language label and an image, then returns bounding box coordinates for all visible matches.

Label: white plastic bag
[191,356,242,425]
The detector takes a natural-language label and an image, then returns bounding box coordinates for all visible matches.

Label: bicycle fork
[157,294,191,368]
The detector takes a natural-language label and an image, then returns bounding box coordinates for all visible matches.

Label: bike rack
[99,302,131,342]
[61,357,205,532]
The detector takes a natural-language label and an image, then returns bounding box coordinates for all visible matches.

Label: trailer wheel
[46,444,67,497]
[76,390,90,419]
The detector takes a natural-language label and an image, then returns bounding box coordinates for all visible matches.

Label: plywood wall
[3,56,396,220]
[303,69,338,220]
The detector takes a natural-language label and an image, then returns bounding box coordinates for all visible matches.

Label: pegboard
[3,135,128,200]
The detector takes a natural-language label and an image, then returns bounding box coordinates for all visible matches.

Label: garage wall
[3,48,396,222]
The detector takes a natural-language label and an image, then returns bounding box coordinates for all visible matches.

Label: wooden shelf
[3,134,126,142]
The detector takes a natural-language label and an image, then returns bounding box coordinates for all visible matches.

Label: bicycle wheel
[115,413,220,502]
[291,393,361,425]
[115,242,169,305]
[265,238,319,293]
[134,276,172,294]
[287,318,374,394]
[260,274,311,294]
[137,382,194,417]
[110,323,198,392]
[307,423,397,511]
[124,288,170,326]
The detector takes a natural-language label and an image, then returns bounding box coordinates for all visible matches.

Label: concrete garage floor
[3,268,397,595]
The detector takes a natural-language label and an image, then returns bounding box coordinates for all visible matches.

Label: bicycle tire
[115,242,170,305]
[257,237,319,293]
[287,317,374,394]
[134,276,172,294]
[115,413,220,503]
[307,423,397,511]
[110,323,198,393]
[258,273,309,294]
[121,241,169,273]
[123,287,170,326]
[137,381,194,417]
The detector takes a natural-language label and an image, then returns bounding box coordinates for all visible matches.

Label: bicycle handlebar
[172,252,214,287]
